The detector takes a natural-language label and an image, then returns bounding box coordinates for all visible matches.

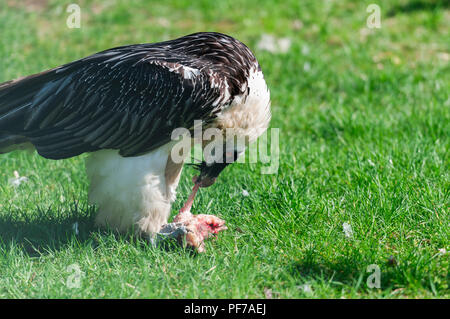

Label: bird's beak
[179,175,217,213]
[179,182,200,213]
[192,175,216,188]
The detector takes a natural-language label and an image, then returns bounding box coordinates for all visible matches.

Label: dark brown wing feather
[0,32,257,159]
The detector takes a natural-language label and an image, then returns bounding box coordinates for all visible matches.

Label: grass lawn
[0,0,448,298]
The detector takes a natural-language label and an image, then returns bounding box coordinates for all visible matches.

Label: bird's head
[191,65,271,188]
[191,148,241,188]
[179,145,243,213]
[179,65,271,213]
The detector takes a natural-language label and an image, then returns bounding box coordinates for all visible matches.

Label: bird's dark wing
[0,47,224,159]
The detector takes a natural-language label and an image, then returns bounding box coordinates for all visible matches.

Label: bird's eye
[224,150,239,163]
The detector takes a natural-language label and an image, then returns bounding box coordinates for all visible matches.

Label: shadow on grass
[0,204,195,257]
[0,204,99,256]
[387,0,449,17]
[288,258,398,291]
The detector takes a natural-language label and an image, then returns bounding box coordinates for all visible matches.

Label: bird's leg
[173,180,227,252]
[156,180,227,252]
[172,210,227,253]
[153,184,199,247]
[179,183,200,213]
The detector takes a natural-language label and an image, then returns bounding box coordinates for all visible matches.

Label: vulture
[0,32,271,252]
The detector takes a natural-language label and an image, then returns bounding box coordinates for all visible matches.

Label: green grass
[0,0,449,298]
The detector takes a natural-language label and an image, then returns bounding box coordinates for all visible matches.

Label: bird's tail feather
[0,73,51,153]
[1,78,33,132]
[0,133,31,154]
[0,70,55,133]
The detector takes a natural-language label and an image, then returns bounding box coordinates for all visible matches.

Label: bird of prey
[0,32,271,251]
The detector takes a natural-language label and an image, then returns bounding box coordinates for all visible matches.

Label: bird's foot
[156,211,227,253]
[157,222,188,240]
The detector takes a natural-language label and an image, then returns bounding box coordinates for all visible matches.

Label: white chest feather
[85,143,179,234]
[214,67,271,145]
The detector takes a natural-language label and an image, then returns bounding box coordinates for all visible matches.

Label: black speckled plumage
[0,32,258,159]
